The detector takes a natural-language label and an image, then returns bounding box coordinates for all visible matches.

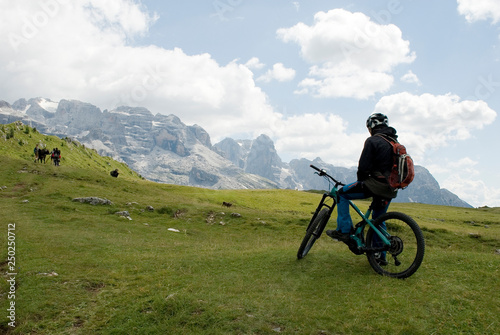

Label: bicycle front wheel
[297,208,330,259]
[366,212,425,279]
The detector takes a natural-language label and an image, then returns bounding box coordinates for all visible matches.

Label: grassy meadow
[0,123,499,334]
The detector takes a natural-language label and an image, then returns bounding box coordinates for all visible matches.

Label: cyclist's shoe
[326,230,350,242]
[374,252,389,266]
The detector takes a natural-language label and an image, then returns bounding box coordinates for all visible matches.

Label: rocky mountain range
[0,97,472,207]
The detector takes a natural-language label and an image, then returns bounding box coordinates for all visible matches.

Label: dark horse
[36,148,50,163]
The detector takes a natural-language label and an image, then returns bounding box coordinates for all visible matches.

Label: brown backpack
[376,135,415,189]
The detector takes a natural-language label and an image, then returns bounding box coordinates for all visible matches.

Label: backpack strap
[374,133,397,145]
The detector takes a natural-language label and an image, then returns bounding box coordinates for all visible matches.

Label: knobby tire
[365,212,425,279]
[297,208,330,259]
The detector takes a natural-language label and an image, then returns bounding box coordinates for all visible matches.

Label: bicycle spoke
[366,212,425,278]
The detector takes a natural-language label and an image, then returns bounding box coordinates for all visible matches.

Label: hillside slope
[0,122,142,180]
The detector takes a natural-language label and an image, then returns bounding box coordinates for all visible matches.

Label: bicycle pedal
[326,230,350,242]
[346,239,364,255]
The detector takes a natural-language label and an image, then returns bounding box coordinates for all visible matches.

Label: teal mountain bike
[297,165,425,279]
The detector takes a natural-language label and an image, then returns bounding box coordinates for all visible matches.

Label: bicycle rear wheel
[297,208,330,259]
[366,212,425,279]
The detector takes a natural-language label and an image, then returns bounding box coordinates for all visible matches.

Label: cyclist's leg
[336,181,369,233]
[371,197,391,261]
[372,197,390,220]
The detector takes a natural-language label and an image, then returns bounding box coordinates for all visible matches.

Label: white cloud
[400,70,421,85]
[457,0,500,24]
[296,63,394,99]
[443,175,500,207]
[245,57,265,70]
[3,0,156,52]
[374,92,497,161]
[0,0,281,142]
[84,0,158,36]
[428,158,500,207]
[277,8,415,99]
[257,63,296,82]
[427,157,479,178]
[261,112,366,167]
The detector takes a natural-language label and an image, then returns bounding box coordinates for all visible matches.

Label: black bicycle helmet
[366,113,389,129]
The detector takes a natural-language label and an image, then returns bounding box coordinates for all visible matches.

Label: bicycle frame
[300,164,425,278]
[306,172,392,252]
[349,199,391,251]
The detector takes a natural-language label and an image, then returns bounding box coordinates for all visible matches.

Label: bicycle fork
[305,193,336,233]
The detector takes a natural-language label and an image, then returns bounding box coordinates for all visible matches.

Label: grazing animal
[222,201,232,208]
[110,169,119,178]
[36,148,50,163]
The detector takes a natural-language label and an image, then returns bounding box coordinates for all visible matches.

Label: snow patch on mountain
[38,98,58,113]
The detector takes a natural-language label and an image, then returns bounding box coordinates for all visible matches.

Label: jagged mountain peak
[0,100,11,108]
[0,97,472,207]
[113,105,153,117]
[157,114,183,125]
[245,134,282,183]
[0,98,275,189]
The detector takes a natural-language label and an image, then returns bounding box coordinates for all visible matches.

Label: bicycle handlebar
[310,164,345,187]
[310,164,325,174]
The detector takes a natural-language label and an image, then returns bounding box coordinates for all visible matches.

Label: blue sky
[0,0,499,206]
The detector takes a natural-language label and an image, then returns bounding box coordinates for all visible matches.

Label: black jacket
[357,126,398,198]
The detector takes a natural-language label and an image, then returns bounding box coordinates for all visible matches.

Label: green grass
[0,123,499,334]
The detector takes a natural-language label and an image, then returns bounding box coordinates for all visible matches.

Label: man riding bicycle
[326,113,398,264]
